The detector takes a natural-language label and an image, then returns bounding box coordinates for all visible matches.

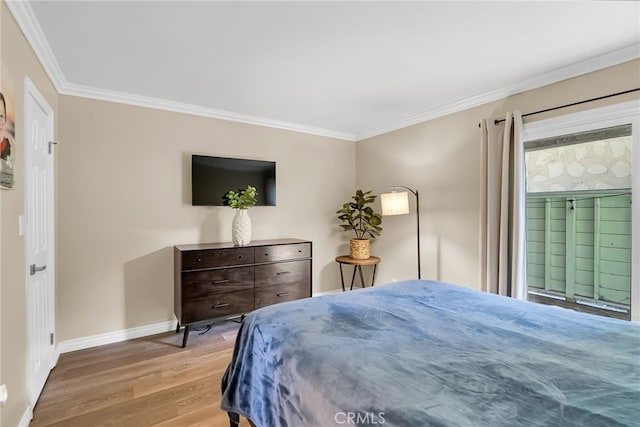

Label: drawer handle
[238,255,243,259]
[276,271,290,275]
[277,292,292,297]
[212,280,230,285]
[264,253,270,256]
[212,303,230,309]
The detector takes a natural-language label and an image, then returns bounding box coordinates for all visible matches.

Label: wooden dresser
[174,238,312,347]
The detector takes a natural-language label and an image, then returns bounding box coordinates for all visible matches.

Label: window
[525,126,631,319]
[522,101,639,321]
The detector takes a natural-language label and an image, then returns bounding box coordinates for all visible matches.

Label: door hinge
[50,333,54,345]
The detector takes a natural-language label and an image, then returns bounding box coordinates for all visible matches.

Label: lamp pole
[390,186,421,280]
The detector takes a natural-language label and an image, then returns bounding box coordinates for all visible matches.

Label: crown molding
[5,0,355,141]
[355,43,640,141]
[7,0,638,143]
[62,82,356,141]
[5,0,68,92]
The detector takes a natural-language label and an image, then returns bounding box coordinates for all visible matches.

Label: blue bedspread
[220,280,640,426]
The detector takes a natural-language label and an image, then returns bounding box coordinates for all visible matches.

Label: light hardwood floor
[31,322,251,427]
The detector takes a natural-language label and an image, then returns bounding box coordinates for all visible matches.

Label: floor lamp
[380,186,421,279]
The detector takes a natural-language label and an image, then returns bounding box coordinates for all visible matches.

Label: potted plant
[225,185,257,246]
[336,189,383,259]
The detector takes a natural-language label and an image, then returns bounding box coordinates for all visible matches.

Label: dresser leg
[228,411,240,427]
[181,325,191,348]
[175,322,180,333]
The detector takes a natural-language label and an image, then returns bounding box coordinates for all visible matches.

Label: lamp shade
[381,191,410,216]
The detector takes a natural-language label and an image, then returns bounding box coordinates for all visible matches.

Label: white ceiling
[11,1,640,141]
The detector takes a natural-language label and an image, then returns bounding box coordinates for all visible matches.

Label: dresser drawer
[181,289,254,324]
[254,260,310,288]
[182,247,254,270]
[255,282,310,309]
[182,266,254,299]
[255,243,311,263]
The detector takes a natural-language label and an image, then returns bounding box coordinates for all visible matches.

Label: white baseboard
[57,320,178,354]
[17,405,32,427]
[55,292,346,354]
[312,288,343,297]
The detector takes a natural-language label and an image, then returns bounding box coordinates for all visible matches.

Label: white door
[24,77,56,406]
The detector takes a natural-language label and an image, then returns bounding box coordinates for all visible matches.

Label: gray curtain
[479,112,527,299]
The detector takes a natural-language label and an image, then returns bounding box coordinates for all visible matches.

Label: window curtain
[479,112,527,299]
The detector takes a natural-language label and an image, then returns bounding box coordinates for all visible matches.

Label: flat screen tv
[191,155,276,206]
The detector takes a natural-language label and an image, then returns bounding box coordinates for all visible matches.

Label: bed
[220,280,640,426]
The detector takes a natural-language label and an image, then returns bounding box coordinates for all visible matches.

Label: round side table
[335,255,381,291]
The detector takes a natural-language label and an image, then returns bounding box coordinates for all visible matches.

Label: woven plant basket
[350,239,370,260]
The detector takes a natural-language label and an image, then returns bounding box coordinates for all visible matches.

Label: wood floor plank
[31,323,250,427]
[133,349,233,399]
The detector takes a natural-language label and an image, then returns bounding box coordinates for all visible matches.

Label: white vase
[232,209,252,246]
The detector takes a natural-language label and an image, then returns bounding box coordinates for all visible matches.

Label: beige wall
[1,2,59,426]
[357,59,640,290]
[57,95,355,341]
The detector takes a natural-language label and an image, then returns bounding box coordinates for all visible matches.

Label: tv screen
[191,155,276,206]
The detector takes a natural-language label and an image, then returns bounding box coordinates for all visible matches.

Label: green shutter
[597,194,631,305]
[526,195,546,290]
[526,191,631,308]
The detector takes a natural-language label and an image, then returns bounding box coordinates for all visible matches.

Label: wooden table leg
[338,263,346,292]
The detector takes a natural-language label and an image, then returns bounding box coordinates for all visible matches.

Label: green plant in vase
[336,189,382,259]
[225,185,257,245]
[225,185,257,209]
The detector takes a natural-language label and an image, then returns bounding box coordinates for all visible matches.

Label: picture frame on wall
[0,86,16,190]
